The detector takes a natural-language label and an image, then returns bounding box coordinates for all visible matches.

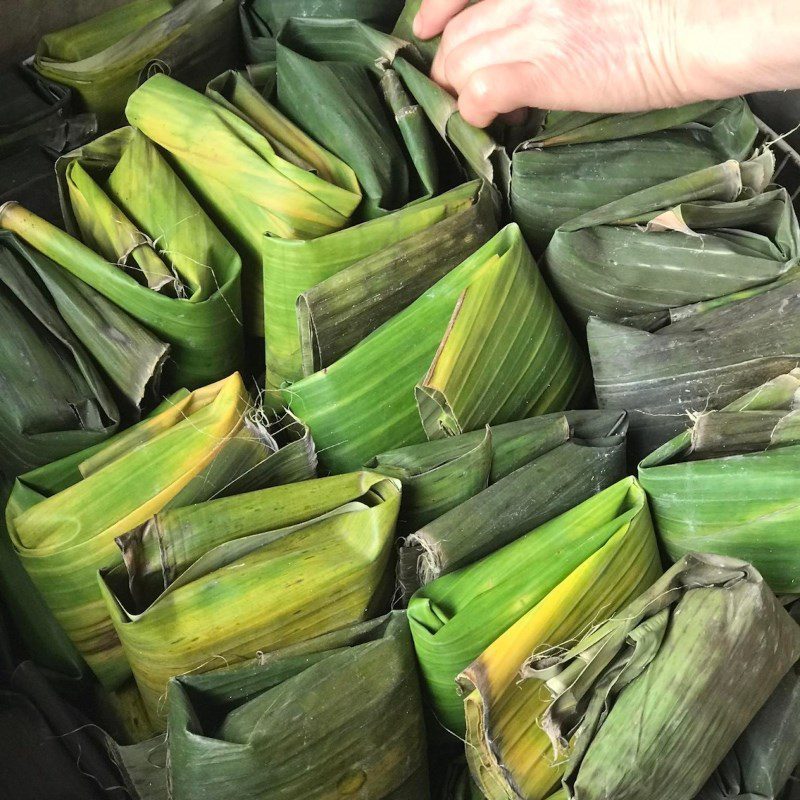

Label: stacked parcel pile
[0,1,799,799]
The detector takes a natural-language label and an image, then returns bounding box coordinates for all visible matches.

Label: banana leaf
[512,98,759,253]
[33,0,242,128]
[696,623,800,800]
[589,271,800,460]
[407,476,660,739]
[5,373,316,689]
[98,471,399,727]
[0,230,168,476]
[542,152,800,332]
[639,369,800,593]
[285,224,589,473]
[375,410,628,601]
[263,180,495,388]
[458,483,661,800]
[240,0,405,64]
[527,553,800,800]
[274,19,449,218]
[0,190,243,390]
[167,611,429,799]
[127,71,361,335]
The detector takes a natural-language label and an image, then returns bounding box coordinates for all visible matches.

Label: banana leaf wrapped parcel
[287,224,589,473]
[5,373,315,687]
[589,266,800,459]
[167,612,429,800]
[526,553,800,800]
[263,179,496,389]
[512,99,759,253]
[126,70,361,334]
[696,622,800,800]
[240,0,405,63]
[371,410,627,600]
[33,0,241,128]
[542,152,799,332]
[99,472,399,726]
[0,170,243,390]
[0,230,168,476]
[407,477,660,742]
[639,369,800,593]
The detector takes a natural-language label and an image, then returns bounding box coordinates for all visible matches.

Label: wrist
[667,0,800,102]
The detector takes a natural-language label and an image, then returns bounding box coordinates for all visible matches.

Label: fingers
[413,0,472,39]
[430,0,528,89]
[457,63,545,127]
[438,25,535,94]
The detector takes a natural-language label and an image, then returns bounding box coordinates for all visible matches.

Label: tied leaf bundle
[167,612,429,800]
[126,70,361,335]
[5,373,316,688]
[33,0,241,128]
[527,553,800,800]
[639,369,800,593]
[407,477,660,740]
[263,180,496,389]
[589,262,800,459]
[0,230,167,476]
[0,191,243,391]
[512,99,759,253]
[370,410,627,600]
[240,0,406,65]
[542,151,800,332]
[98,472,399,726]
[286,224,590,473]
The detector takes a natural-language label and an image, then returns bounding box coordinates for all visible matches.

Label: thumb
[457,62,544,128]
[414,0,472,39]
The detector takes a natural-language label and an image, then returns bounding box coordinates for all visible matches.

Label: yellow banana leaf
[97,472,400,727]
[5,373,316,689]
[458,481,661,799]
[125,71,361,334]
[407,478,660,740]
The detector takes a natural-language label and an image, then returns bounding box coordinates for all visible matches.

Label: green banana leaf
[98,471,399,727]
[33,0,242,128]
[527,553,800,800]
[285,224,589,474]
[639,369,800,593]
[696,616,800,800]
[263,180,495,389]
[542,151,800,332]
[167,612,429,799]
[0,189,243,391]
[275,18,447,218]
[240,0,406,69]
[512,98,759,253]
[374,410,627,600]
[589,271,800,460]
[0,230,168,476]
[4,373,316,689]
[392,0,437,65]
[407,476,660,739]
[127,71,361,335]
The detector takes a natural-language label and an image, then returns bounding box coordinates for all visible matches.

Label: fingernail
[412,12,424,37]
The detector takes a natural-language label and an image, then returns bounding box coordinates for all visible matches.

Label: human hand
[413,0,800,127]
